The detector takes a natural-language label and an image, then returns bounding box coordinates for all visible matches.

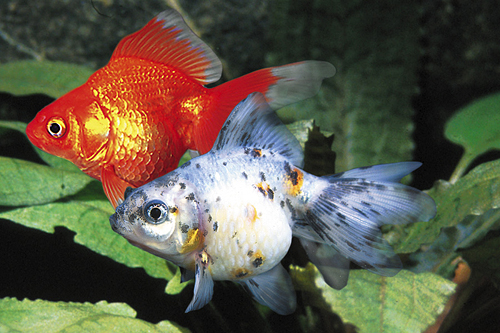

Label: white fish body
[110,93,436,315]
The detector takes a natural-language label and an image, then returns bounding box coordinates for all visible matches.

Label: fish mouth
[109,213,129,236]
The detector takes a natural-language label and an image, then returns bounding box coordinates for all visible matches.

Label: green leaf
[165,267,192,295]
[291,264,455,333]
[409,208,500,278]
[0,120,82,171]
[445,92,500,182]
[0,298,189,333]
[0,197,174,281]
[0,60,93,98]
[390,159,500,254]
[0,156,93,206]
[271,0,421,170]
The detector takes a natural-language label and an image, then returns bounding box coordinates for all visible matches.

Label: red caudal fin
[110,9,222,85]
[192,61,335,154]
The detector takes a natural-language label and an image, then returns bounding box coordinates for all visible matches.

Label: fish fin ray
[331,161,423,182]
[204,92,304,167]
[185,253,214,312]
[241,264,296,315]
[300,163,436,276]
[265,61,335,109]
[192,61,334,155]
[299,239,350,290]
[111,9,221,84]
[102,166,133,208]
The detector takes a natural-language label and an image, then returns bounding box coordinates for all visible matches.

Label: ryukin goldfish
[109,93,436,314]
[25,9,334,208]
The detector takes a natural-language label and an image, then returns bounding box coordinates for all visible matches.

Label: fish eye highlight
[46,117,67,138]
[144,200,169,224]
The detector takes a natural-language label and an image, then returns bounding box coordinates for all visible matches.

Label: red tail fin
[192,60,335,154]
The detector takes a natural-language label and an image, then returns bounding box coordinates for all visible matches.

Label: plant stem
[449,151,474,184]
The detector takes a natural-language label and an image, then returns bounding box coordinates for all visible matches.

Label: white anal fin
[241,264,296,315]
[299,239,350,290]
[185,251,214,313]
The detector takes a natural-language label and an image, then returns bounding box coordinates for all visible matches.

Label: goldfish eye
[46,117,67,138]
[144,200,169,224]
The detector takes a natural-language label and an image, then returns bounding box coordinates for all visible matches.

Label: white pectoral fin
[299,238,350,290]
[241,264,296,315]
[185,254,214,313]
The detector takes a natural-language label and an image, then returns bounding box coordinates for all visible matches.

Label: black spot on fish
[353,207,369,218]
[235,270,248,278]
[370,209,381,216]
[247,250,254,257]
[361,201,371,207]
[257,186,266,196]
[180,223,189,233]
[346,240,360,252]
[280,200,285,209]
[260,172,266,182]
[195,163,201,169]
[180,161,191,169]
[375,184,387,191]
[222,161,227,166]
[179,182,186,189]
[216,196,221,202]
[169,206,178,214]
[185,193,195,201]
[213,221,218,232]
[208,215,212,223]
[242,171,248,179]
[232,231,237,238]
[267,188,274,200]
[244,147,251,155]
[253,257,263,268]
[285,199,297,220]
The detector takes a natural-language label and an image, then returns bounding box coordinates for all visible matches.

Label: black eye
[144,200,169,224]
[47,117,66,138]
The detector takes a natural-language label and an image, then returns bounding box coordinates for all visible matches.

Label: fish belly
[203,187,292,281]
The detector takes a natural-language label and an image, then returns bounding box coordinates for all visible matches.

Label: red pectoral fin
[101,166,135,208]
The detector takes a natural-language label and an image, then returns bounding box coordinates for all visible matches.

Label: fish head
[26,84,110,168]
[109,172,204,262]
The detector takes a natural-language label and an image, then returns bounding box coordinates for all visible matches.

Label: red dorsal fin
[111,9,222,85]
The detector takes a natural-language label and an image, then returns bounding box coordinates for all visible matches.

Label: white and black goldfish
[109,93,436,315]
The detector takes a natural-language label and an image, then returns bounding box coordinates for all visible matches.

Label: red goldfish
[26,9,334,208]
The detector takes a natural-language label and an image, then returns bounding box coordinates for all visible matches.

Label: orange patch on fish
[254,182,274,201]
[247,249,265,268]
[232,267,251,279]
[284,166,304,196]
[180,228,204,253]
[246,204,259,223]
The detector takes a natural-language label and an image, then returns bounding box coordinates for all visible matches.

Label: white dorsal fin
[111,9,222,85]
[211,92,304,167]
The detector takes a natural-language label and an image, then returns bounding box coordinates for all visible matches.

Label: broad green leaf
[0,197,174,281]
[409,208,500,278]
[291,264,455,333]
[389,159,500,253]
[445,92,500,182]
[271,1,420,170]
[0,120,81,171]
[165,267,192,295]
[0,298,189,333]
[0,60,93,98]
[0,156,92,206]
